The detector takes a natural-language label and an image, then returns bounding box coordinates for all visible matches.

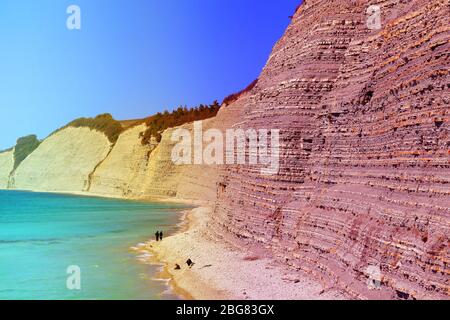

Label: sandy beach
[133,205,347,300]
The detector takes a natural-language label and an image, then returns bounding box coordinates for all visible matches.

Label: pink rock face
[212,0,449,299]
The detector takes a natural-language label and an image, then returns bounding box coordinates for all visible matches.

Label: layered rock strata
[212,0,449,299]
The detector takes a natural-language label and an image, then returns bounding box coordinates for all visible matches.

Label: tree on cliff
[140,101,222,144]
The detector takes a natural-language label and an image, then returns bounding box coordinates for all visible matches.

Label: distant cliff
[3,115,222,202]
[0,149,14,188]
[11,127,112,192]
[87,120,219,201]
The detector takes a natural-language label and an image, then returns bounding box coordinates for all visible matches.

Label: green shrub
[13,135,41,170]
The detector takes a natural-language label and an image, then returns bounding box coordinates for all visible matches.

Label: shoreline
[131,205,229,300]
[1,188,347,300]
[0,188,199,299]
[136,205,347,300]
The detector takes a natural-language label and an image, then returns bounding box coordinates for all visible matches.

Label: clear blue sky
[0,0,301,149]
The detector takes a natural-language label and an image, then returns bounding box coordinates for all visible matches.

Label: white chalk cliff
[0,149,14,188]
[11,127,112,193]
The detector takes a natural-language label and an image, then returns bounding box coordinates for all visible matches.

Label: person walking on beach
[155,231,160,242]
[159,231,164,241]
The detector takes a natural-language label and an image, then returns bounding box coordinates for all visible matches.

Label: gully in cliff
[171,121,280,175]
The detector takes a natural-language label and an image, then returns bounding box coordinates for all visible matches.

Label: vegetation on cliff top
[60,113,124,144]
[49,103,222,147]
[0,147,13,154]
[13,135,41,170]
[140,101,221,144]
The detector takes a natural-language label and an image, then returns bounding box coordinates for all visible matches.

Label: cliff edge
[212,0,449,299]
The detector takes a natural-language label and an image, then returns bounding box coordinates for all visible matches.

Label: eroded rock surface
[12,128,112,193]
[0,0,447,300]
[213,0,449,299]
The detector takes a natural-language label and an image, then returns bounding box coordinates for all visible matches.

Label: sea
[0,190,187,300]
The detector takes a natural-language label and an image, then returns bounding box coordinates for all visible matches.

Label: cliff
[87,120,219,202]
[4,119,221,202]
[11,127,112,193]
[86,124,158,198]
[212,0,449,299]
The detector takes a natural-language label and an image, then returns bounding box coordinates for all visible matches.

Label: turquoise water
[0,190,187,300]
